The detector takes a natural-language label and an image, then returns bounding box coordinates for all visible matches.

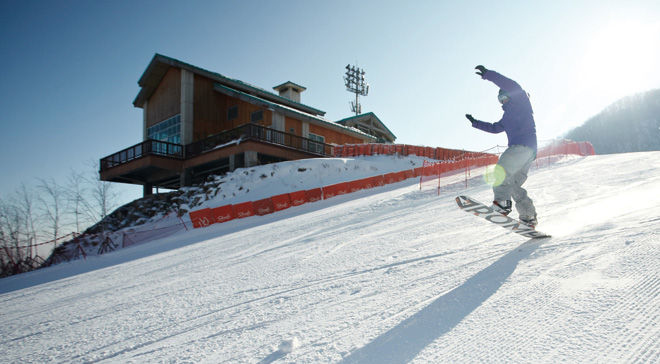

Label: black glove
[475,65,488,77]
[465,114,477,125]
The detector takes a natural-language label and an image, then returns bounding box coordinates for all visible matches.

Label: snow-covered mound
[2,151,660,363]
[53,155,431,262]
[181,154,430,210]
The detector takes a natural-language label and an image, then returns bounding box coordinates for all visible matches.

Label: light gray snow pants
[493,145,537,218]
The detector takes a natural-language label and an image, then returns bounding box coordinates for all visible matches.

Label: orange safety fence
[333,143,496,161]
[187,140,595,229]
[188,144,500,229]
[537,139,595,159]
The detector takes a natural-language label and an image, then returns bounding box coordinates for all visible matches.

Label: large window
[228,105,238,120]
[148,115,181,144]
[308,133,325,154]
[251,110,264,123]
[147,115,181,155]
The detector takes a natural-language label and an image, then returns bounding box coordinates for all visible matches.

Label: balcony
[100,140,183,171]
[185,123,331,158]
[100,123,332,190]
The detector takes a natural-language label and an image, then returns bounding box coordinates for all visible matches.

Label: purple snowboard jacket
[471,70,538,153]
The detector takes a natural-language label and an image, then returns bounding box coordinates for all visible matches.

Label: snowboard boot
[520,214,538,228]
[491,200,512,216]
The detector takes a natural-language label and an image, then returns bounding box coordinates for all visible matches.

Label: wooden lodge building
[100,54,396,196]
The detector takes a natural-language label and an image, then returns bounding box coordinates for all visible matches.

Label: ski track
[1,152,660,363]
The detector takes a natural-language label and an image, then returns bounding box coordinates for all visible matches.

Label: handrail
[100,124,332,172]
[100,140,183,171]
[186,123,332,158]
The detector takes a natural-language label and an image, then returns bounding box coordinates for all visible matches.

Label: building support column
[180,168,192,187]
[229,154,236,171]
[180,69,194,145]
[244,151,258,167]
[301,122,310,151]
[302,121,309,138]
[143,183,153,197]
[142,100,148,140]
[272,112,285,132]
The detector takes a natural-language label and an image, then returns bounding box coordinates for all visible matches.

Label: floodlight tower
[344,63,369,115]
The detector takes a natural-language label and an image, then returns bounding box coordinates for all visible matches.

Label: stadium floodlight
[344,63,369,115]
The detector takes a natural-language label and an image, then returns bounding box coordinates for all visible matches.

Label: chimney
[273,81,306,103]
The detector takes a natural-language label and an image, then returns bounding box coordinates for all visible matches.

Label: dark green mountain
[564,89,660,154]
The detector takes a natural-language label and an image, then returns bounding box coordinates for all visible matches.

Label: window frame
[250,110,264,123]
[147,114,181,145]
[227,105,239,121]
[308,132,325,153]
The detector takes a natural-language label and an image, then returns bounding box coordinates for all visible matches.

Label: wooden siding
[285,117,302,136]
[147,67,181,127]
[309,123,367,145]
[146,68,371,146]
[192,75,221,142]
[226,99,272,130]
[192,75,273,142]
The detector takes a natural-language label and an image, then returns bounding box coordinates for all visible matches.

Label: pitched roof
[273,81,307,92]
[336,112,397,142]
[133,54,325,117]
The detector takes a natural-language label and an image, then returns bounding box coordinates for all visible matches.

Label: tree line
[0,163,119,277]
[564,89,660,154]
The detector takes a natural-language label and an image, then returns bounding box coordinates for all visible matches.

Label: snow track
[1,152,660,363]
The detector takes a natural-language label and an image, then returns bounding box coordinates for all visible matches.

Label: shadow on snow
[340,238,544,364]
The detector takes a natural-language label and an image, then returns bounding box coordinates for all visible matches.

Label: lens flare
[484,164,506,186]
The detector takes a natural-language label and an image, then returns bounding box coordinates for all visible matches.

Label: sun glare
[578,19,660,97]
[483,164,505,187]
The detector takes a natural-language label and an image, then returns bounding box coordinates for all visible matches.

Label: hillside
[564,89,660,154]
[2,151,660,363]
[47,155,433,263]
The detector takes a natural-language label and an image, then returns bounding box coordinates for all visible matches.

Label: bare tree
[80,161,118,233]
[0,197,27,276]
[15,183,38,259]
[64,169,88,233]
[37,177,67,249]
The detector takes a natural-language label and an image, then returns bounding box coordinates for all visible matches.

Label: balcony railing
[100,124,331,172]
[186,123,332,157]
[100,140,183,171]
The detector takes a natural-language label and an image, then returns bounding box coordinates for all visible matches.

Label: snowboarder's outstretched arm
[476,65,524,94]
[468,65,538,150]
[467,65,530,133]
[466,114,506,134]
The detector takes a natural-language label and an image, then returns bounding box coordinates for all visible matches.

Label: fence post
[98,235,117,255]
[174,210,189,231]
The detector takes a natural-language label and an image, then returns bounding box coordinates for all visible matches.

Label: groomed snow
[1,152,660,363]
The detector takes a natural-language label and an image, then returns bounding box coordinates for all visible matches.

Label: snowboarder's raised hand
[465,114,477,125]
[475,65,488,77]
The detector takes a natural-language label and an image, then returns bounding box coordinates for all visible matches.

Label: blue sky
[2,0,660,205]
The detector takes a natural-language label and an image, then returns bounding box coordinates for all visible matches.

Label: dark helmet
[498,89,510,104]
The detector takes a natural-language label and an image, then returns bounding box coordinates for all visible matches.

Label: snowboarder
[465,65,538,226]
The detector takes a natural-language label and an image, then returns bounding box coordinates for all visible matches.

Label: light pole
[344,64,369,115]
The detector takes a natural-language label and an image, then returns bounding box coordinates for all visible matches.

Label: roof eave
[213,83,376,142]
[337,112,397,141]
[133,54,326,117]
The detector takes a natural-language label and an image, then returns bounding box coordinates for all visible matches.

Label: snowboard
[455,195,550,239]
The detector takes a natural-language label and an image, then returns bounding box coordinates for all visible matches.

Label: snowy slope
[1,152,660,363]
